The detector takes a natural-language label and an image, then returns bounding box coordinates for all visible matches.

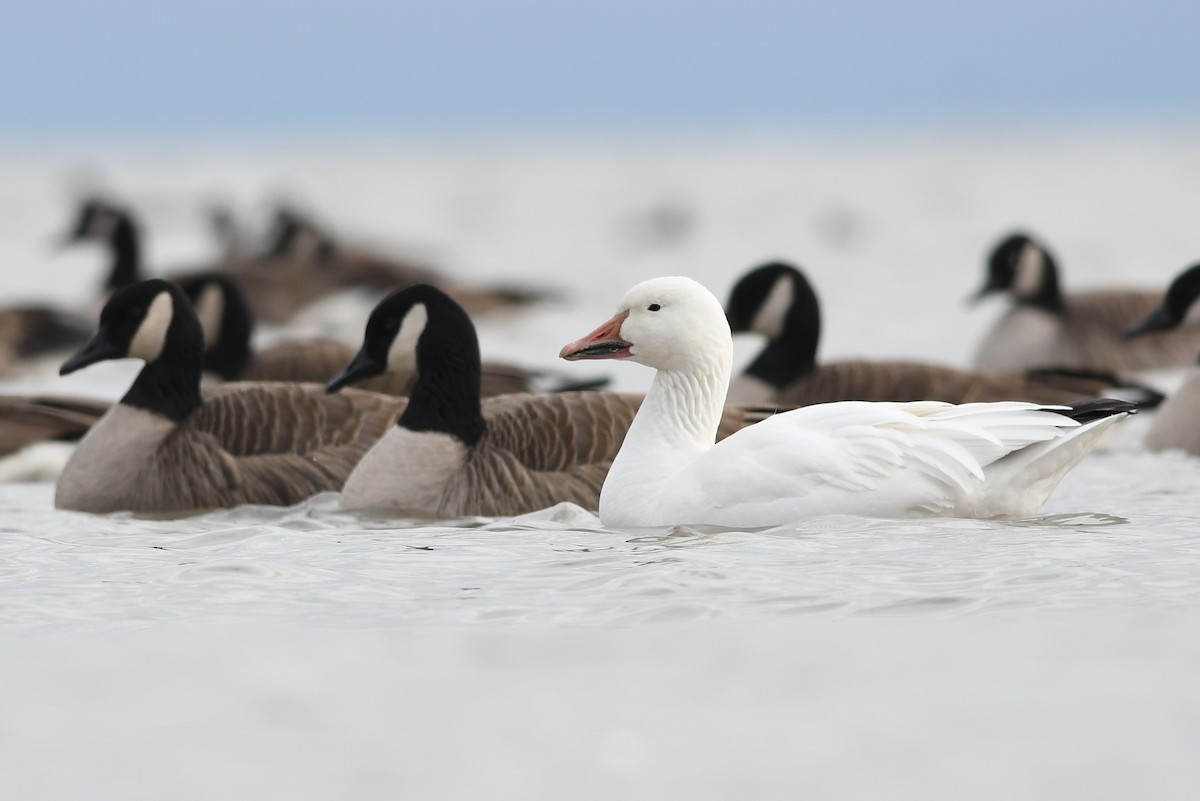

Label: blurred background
[5,0,1198,138]
[2,0,1199,391]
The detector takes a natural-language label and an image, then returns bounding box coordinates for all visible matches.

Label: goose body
[1126,263,1200,455]
[726,261,1159,408]
[327,284,766,517]
[561,276,1132,528]
[55,279,404,515]
[970,233,1200,372]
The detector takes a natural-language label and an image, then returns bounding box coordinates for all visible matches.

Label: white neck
[600,347,732,523]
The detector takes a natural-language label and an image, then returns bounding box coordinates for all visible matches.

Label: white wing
[656,401,1087,526]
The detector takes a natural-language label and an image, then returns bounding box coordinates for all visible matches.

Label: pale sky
[5,0,1198,136]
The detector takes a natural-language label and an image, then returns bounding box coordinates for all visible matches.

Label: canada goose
[177,272,590,396]
[1126,263,1200,454]
[254,205,554,320]
[325,284,770,517]
[63,197,554,325]
[60,198,351,324]
[559,276,1133,528]
[55,279,405,515]
[0,394,109,458]
[970,232,1200,372]
[725,261,1161,407]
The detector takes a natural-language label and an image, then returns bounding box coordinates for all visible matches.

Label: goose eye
[647,303,661,312]
[384,319,400,331]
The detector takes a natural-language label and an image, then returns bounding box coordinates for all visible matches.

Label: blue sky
[5,0,1198,136]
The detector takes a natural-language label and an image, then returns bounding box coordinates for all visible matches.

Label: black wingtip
[1056,398,1140,424]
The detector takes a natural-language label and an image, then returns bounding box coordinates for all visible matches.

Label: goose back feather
[0,394,109,457]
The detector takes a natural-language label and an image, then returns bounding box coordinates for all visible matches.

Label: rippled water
[4,134,1200,799]
[5,440,1200,631]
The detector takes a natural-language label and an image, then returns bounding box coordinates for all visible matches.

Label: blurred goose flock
[5,132,1200,799]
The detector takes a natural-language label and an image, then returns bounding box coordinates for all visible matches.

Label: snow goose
[55,279,405,515]
[560,275,1134,528]
[970,232,1200,372]
[1125,263,1200,454]
[326,284,767,517]
[727,261,1162,408]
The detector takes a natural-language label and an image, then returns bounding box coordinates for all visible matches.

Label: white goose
[560,276,1133,528]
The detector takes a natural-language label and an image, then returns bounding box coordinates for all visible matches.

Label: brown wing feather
[0,395,109,457]
[1062,290,1200,371]
[777,360,1134,406]
[122,383,408,510]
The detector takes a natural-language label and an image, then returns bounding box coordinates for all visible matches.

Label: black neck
[204,327,252,380]
[122,350,204,423]
[105,217,143,291]
[121,289,206,422]
[204,289,254,380]
[397,315,486,446]
[743,282,820,389]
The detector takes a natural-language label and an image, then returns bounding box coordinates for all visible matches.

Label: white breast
[1145,370,1200,455]
[973,306,1063,372]
[339,426,467,515]
[55,405,175,513]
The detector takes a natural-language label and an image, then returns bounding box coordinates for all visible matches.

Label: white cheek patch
[1182,298,1200,328]
[749,274,794,339]
[386,303,427,373]
[1012,242,1046,299]
[128,292,174,362]
[192,284,225,349]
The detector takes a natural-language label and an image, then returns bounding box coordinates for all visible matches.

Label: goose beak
[559,311,632,361]
[1125,305,1178,339]
[326,347,383,393]
[60,328,120,375]
[967,284,997,306]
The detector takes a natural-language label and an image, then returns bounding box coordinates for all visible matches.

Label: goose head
[63,197,127,245]
[326,286,437,392]
[1126,263,1200,338]
[971,232,1063,312]
[724,261,821,383]
[60,279,202,375]
[328,284,485,443]
[61,279,206,421]
[264,205,335,263]
[560,276,731,374]
[61,197,142,291]
[177,273,256,380]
